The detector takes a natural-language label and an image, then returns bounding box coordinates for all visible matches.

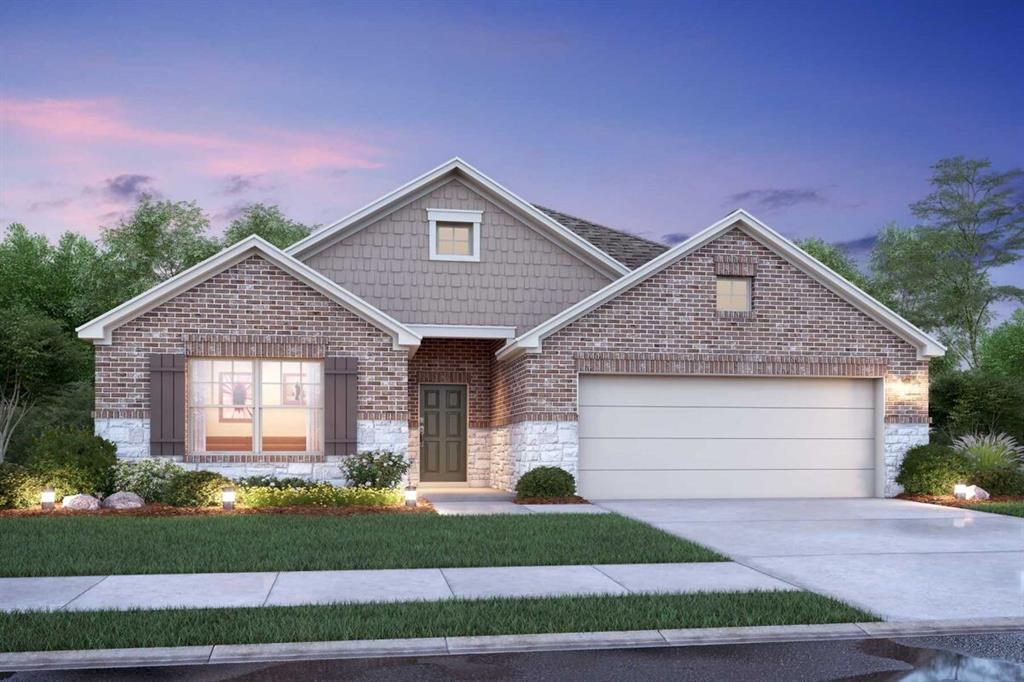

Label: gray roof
[533,205,669,269]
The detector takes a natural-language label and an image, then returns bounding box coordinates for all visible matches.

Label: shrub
[342,450,410,489]
[896,444,970,496]
[515,466,576,499]
[110,459,183,503]
[234,475,315,489]
[953,433,1024,473]
[19,427,117,498]
[238,484,402,508]
[0,463,45,509]
[164,470,231,507]
[971,467,1024,496]
[930,370,1024,444]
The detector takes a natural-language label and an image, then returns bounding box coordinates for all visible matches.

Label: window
[188,359,323,454]
[716,276,752,312]
[427,208,482,261]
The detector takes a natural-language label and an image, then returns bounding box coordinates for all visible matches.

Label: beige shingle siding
[303,180,613,330]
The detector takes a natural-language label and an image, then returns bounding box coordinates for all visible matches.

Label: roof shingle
[534,204,669,269]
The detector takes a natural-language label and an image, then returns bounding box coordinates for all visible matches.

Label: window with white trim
[188,359,323,454]
[716,276,752,312]
[427,208,482,261]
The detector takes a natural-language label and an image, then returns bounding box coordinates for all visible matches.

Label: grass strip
[0,513,724,577]
[0,592,876,653]
[963,501,1024,517]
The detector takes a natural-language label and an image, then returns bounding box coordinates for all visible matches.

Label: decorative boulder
[967,485,990,501]
[62,494,101,511]
[102,491,145,509]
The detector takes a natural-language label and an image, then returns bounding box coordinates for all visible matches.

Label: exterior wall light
[222,485,236,510]
[405,485,418,508]
[41,485,56,511]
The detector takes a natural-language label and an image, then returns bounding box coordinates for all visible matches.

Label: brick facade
[94,255,410,464]
[493,228,929,425]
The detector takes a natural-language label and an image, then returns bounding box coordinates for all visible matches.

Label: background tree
[221,203,313,249]
[797,237,881,298]
[979,308,1024,379]
[101,197,219,299]
[871,157,1024,366]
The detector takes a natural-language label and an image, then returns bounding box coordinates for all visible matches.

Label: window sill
[186,453,325,464]
[716,310,755,321]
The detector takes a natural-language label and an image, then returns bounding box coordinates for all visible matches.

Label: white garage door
[578,375,878,499]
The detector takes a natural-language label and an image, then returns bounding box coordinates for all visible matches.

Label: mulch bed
[0,502,436,518]
[514,495,590,505]
[898,493,1024,508]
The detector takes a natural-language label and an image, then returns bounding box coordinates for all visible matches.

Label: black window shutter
[149,354,185,457]
[325,357,358,456]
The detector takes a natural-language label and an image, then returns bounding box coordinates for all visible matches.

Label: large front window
[188,359,323,454]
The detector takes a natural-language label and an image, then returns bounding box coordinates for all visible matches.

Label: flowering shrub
[341,450,410,489]
[238,483,402,508]
[111,458,183,502]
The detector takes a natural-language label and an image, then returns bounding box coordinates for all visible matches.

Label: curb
[2,618,1022,671]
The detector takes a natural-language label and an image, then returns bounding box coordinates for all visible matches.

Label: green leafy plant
[515,466,576,499]
[19,427,116,498]
[110,459,183,503]
[234,475,315,489]
[341,450,410,489]
[164,470,231,507]
[896,444,970,496]
[0,462,45,509]
[953,433,1024,496]
[238,484,402,508]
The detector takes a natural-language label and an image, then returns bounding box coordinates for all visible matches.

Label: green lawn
[0,513,724,577]
[963,501,1024,517]
[0,592,876,653]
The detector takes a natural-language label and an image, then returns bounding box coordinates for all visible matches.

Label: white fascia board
[408,324,517,340]
[496,209,946,362]
[285,157,630,278]
[76,235,421,351]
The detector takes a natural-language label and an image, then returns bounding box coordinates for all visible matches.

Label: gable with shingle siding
[302,179,615,331]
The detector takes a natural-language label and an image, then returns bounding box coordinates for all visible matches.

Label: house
[77,158,944,499]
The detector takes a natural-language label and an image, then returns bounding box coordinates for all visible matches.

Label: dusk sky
[2,0,1022,296]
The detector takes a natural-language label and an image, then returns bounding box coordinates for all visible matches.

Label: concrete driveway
[597,498,1024,622]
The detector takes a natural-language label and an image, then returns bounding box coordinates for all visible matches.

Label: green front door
[420,384,467,482]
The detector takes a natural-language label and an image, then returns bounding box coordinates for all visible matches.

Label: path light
[954,483,969,500]
[41,486,55,511]
[405,484,418,508]
[222,485,236,511]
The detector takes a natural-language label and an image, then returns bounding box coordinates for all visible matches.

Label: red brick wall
[94,255,408,421]
[493,228,929,423]
[408,338,501,429]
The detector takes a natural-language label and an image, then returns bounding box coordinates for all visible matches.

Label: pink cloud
[0,97,384,175]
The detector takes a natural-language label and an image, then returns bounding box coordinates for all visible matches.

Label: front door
[420,384,467,482]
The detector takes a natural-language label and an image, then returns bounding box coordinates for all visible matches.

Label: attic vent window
[428,208,482,262]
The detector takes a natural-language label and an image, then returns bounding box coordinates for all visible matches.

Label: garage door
[578,375,878,499]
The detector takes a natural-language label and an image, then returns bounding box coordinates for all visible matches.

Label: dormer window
[428,208,481,262]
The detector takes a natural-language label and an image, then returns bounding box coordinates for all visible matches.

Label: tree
[797,237,879,297]
[979,308,1024,379]
[101,197,219,298]
[222,204,313,249]
[0,381,31,463]
[870,158,1024,366]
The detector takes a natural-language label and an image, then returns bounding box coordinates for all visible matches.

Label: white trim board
[408,325,517,340]
[496,209,946,361]
[76,235,422,351]
[284,157,630,278]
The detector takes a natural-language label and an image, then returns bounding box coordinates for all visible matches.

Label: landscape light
[953,483,968,499]
[405,485,418,508]
[41,486,56,511]
[222,485,236,510]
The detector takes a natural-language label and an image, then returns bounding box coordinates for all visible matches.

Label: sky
[1,0,1022,307]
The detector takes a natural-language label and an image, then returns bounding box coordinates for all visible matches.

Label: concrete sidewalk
[420,487,608,516]
[0,562,795,613]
